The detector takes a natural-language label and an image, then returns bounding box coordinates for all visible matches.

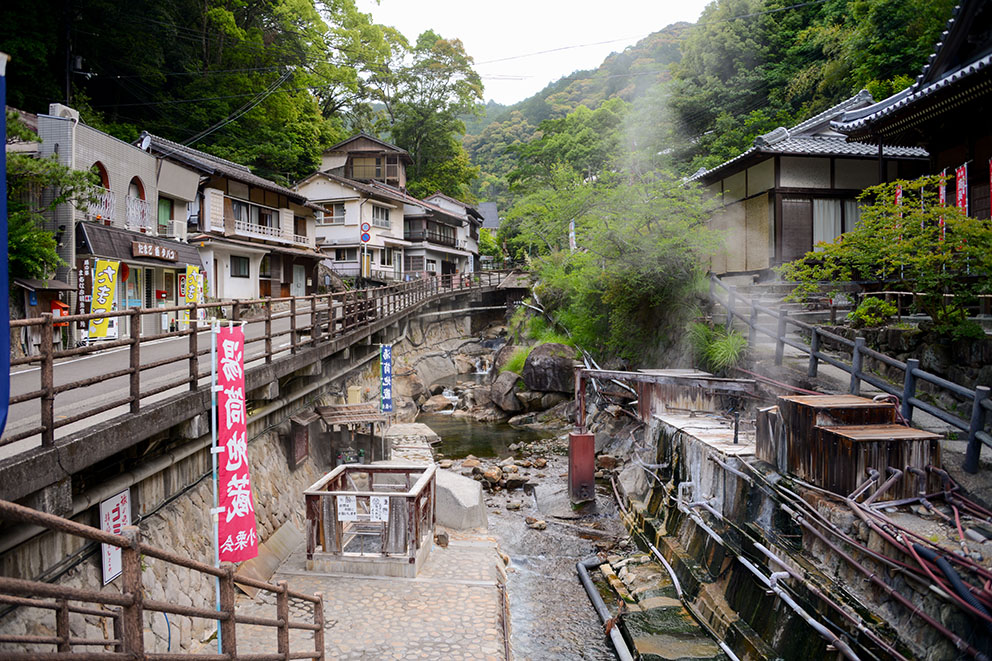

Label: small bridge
[1,271,521,507]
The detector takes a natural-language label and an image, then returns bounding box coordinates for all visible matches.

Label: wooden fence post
[219,562,238,656]
[277,580,290,660]
[850,336,866,396]
[129,308,141,414]
[725,287,736,332]
[748,300,758,345]
[807,328,820,378]
[40,313,55,447]
[313,592,325,661]
[189,305,199,391]
[312,295,322,343]
[264,299,272,364]
[231,300,241,323]
[774,310,788,366]
[290,297,298,352]
[963,385,990,474]
[120,526,144,658]
[901,358,919,422]
[56,598,70,652]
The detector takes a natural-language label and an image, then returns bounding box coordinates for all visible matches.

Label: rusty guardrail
[0,498,325,659]
[4,271,509,450]
[710,274,992,473]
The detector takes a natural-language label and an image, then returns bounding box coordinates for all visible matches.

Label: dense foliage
[1,0,481,196]
[779,176,992,337]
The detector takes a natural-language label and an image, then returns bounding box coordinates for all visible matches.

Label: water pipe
[913,544,992,637]
[576,556,634,661]
[862,467,903,506]
[707,455,753,486]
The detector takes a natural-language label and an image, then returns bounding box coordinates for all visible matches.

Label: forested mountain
[1,0,481,197]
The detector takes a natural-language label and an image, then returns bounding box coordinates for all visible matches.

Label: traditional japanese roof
[296,171,409,207]
[189,234,321,259]
[832,0,992,144]
[141,133,308,204]
[691,91,928,184]
[425,191,484,220]
[479,202,500,230]
[324,132,412,163]
[78,222,203,268]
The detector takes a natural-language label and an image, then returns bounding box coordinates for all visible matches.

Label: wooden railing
[0,499,324,659]
[4,271,509,450]
[710,275,992,473]
[304,464,435,563]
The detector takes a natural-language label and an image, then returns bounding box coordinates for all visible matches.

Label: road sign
[361,222,371,232]
[361,232,371,243]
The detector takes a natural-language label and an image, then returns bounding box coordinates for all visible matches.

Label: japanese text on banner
[179,265,200,326]
[215,325,258,562]
[99,489,131,584]
[380,344,393,413]
[89,259,119,338]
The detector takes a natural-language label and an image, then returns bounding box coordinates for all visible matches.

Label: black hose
[913,544,992,637]
[576,556,635,661]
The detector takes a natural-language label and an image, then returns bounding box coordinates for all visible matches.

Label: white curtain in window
[843,199,862,233]
[812,199,843,250]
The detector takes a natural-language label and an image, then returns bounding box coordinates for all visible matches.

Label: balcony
[86,188,115,222]
[126,196,153,233]
[404,229,456,247]
[233,218,314,248]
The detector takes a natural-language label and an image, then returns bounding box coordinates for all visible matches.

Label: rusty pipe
[707,455,753,485]
[848,469,880,501]
[863,467,903,506]
[691,500,724,521]
[785,504,989,660]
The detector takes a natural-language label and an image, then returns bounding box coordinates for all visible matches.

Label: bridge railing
[5,271,509,450]
[710,274,992,473]
[0,498,325,659]
[304,464,436,563]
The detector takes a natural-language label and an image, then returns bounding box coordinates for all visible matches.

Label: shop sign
[99,488,131,584]
[132,241,178,261]
[380,344,393,413]
[89,260,119,338]
[76,259,92,324]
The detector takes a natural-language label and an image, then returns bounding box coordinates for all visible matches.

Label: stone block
[435,469,488,530]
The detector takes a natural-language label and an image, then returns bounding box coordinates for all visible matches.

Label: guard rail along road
[710,274,992,474]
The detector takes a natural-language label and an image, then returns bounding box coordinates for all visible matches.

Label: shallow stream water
[420,414,621,660]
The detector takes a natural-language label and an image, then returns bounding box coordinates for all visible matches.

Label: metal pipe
[848,469,879,501]
[576,556,634,661]
[708,455,753,485]
[862,467,903,506]
[738,555,860,661]
[691,500,724,521]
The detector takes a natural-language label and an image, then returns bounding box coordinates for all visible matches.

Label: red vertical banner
[989,159,992,219]
[938,170,946,241]
[216,325,258,562]
[956,164,969,215]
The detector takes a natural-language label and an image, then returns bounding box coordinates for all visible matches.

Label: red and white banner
[938,170,947,241]
[100,489,131,584]
[215,325,258,562]
[956,164,969,215]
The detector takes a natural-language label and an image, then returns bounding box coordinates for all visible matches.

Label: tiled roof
[479,202,500,229]
[78,222,203,267]
[143,133,307,203]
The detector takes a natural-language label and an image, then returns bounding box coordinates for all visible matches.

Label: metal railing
[304,464,435,562]
[125,195,152,233]
[232,219,313,248]
[710,274,992,473]
[404,230,456,247]
[4,271,509,450]
[0,499,324,659]
[87,189,115,221]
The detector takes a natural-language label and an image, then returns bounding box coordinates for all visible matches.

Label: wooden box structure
[770,395,941,500]
[304,463,435,578]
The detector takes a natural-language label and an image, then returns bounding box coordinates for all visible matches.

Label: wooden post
[112,609,124,652]
[264,299,272,363]
[774,310,788,366]
[313,592,326,661]
[312,295,322,343]
[850,336,866,396]
[40,313,55,447]
[276,580,290,660]
[189,304,199,391]
[725,286,736,332]
[219,562,238,656]
[748,299,758,345]
[290,297,298,352]
[901,358,919,422]
[55,598,70,652]
[129,308,141,414]
[120,526,144,658]
[709,274,716,301]
[963,385,990,474]
[231,300,241,323]
[808,328,820,378]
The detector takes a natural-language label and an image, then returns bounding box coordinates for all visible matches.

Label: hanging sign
[215,325,258,562]
[369,496,389,522]
[938,170,947,242]
[956,164,969,215]
[131,241,178,262]
[337,495,358,521]
[179,265,200,326]
[380,344,393,413]
[89,259,119,338]
[99,488,131,584]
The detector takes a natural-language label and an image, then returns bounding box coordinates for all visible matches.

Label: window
[231,255,250,278]
[335,248,358,261]
[318,203,345,225]
[380,247,393,266]
[372,205,390,228]
[231,199,248,222]
[158,198,173,229]
[426,259,437,272]
[260,256,271,278]
[405,255,424,272]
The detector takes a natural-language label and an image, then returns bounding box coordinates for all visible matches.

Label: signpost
[99,489,131,584]
[89,259,120,339]
[380,344,393,413]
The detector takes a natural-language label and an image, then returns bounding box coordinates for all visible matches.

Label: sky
[355,0,713,105]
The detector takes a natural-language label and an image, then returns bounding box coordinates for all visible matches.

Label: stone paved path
[232,530,506,660]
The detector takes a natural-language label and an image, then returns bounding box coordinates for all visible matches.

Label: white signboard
[337,495,358,522]
[100,488,132,584]
[369,496,390,523]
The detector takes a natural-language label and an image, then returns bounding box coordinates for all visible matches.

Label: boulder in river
[490,371,524,413]
[522,343,577,393]
[394,367,427,399]
[421,393,455,413]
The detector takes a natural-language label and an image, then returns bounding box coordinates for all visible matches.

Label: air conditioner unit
[165,220,187,240]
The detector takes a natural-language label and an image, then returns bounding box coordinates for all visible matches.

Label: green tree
[779,176,992,335]
[478,228,501,261]
[6,111,98,280]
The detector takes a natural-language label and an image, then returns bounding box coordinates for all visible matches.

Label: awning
[77,222,203,269]
[315,403,386,425]
[192,234,322,259]
[13,277,74,291]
